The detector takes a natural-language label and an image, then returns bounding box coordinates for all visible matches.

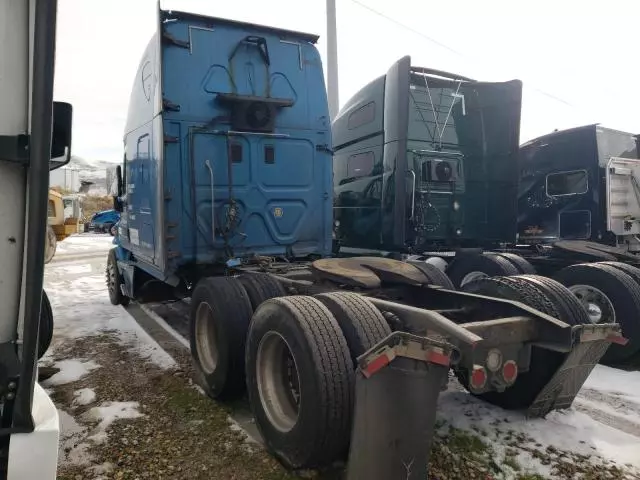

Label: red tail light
[470,366,487,390]
[502,360,518,384]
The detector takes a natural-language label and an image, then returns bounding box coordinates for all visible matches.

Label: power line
[347,0,575,108]
[348,0,465,58]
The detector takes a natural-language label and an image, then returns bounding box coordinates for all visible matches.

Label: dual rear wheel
[447,253,640,366]
[189,273,391,469]
[460,274,590,409]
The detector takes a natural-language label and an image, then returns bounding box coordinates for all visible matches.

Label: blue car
[89,209,120,234]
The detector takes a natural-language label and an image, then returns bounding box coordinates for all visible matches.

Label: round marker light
[486,349,503,372]
[453,201,460,211]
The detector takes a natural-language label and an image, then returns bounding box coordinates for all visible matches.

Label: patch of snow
[44,261,177,370]
[43,359,100,386]
[437,388,640,474]
[84,401,144,444]
[575,396,640,428]
[512,449,554,479]
[552,409,640,467]
[57,263,92,275]
[584,365,640,405]
[86,462,114,476]
[57,409,93,466]
[54,233,113,255]
[73,388,97,406]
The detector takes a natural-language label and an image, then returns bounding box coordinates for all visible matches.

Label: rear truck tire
[459,275,583,410]
[598,261,640,285]
[245,296,353,469]
[494,252,536,274]
[106,249,130,306]
[314,292,391,364]
[44,225,56,264]
[190,276,253,400]
[554,263,640,364]
[407,261,456,290]
[517,275,591,325]
[38,290,54,359]
[238,273,287,311]
[446,252,519,288]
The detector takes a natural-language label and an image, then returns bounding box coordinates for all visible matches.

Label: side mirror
[116,165,123,196]
[113,165,124,212]
[113,197,124,213]
[49,101,73,171]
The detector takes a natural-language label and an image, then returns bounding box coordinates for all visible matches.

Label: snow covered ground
[43,233,640,479]
[42,234,177,474]
[51,233,118,263]
[44,235,175,370]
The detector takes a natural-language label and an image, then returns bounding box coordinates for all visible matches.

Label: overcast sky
[53,0,640,163]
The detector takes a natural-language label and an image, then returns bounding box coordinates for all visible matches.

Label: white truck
[0,0,72,477]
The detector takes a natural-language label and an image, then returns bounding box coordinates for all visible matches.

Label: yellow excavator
[44,189,80,263]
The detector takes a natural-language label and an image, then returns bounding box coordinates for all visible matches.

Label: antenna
[326,0,339,121]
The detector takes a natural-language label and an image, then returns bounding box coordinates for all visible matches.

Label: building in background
[49,165,80,192]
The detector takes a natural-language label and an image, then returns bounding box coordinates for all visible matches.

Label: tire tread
[267,296,353,466]
[496,253,536,274]
[314,292,391,363]
[238,273,287,310]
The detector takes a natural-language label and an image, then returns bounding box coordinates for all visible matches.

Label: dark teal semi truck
[331,56,640,366]
[332,55,522,253]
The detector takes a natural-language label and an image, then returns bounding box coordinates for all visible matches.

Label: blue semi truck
[106,7,624,477]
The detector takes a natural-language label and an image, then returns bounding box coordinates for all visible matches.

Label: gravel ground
[46,329,640,480]
[49,333,299,480]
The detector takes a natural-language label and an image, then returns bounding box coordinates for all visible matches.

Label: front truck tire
[106,249,130,306]
[245,296,354,469]
[459,275,588,409]
[190,277,253,400]
[38,290,54,359]
[555,263,640,364]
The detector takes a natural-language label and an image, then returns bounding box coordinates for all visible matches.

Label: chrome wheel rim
[107,260,117,296]
[195,302,219,374]
[256,331,301,433]
[568,284,616,324]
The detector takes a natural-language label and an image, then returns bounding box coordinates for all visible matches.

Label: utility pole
[326,0,339,121]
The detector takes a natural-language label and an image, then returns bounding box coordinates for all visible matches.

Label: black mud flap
[526,324,626,418]
[346,332,455,480]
